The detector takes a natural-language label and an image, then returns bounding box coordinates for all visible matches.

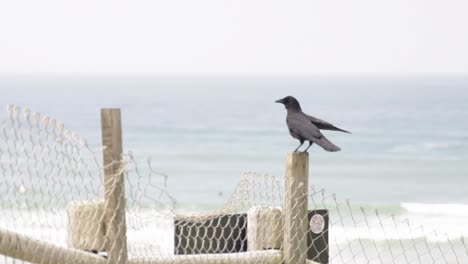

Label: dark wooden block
[308,209,329,264]
[174,213,247,255]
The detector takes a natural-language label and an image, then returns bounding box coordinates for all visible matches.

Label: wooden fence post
[101,108,128,264]
[283,152,309,264]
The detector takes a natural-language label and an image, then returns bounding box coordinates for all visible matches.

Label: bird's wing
[303,113,351,134]
[287,114,323,139]
[287,114,341,152]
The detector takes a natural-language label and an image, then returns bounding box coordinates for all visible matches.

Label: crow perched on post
[275,96,350,152]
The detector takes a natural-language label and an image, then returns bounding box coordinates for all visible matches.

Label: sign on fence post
[284,152,309,264]
[101,108,128,264]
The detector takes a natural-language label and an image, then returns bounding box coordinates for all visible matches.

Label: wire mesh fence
[0,105,467,264]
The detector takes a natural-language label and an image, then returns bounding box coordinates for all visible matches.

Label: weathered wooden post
[283,152,309,264]
[101,108,128,264]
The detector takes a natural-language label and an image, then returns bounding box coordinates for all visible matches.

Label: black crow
[275,96,350,152]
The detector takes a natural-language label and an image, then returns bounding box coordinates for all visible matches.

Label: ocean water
[0,74,468,261]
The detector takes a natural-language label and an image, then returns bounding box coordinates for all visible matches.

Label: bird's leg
[303,141,313,152]
[294,141,304,152]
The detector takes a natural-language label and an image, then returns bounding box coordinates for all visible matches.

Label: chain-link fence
[1,105,467,264]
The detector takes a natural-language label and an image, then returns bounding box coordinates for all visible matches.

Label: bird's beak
[275,98,284,104]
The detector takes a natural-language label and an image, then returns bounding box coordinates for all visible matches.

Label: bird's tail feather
[334,127,351,134]
[317,137,341,152]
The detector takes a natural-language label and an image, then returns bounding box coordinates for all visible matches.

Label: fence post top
[287,152,309,157]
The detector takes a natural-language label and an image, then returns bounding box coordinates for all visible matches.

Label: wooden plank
[130,250,283,264]
[101,108,128,264]
[284,152,309,264]
[0,227,106,264]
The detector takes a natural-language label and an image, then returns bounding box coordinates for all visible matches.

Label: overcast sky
[1,0,467,75]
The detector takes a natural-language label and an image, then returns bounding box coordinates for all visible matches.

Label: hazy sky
[1,0,467,75]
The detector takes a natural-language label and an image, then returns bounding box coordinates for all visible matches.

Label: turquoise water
[1,74,467,209]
